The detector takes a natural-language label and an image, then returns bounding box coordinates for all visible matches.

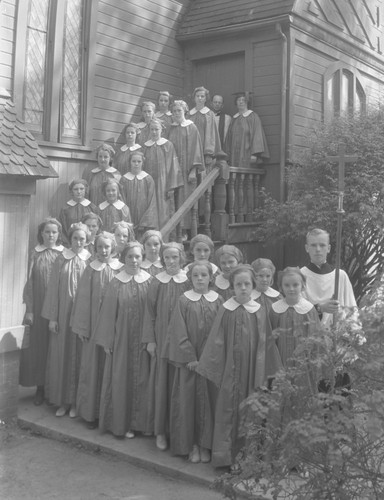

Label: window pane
[61,0,84,139]
[341,70,353,115]
[24,0,50,133]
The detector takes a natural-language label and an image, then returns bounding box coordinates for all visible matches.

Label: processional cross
[326,143,357,312]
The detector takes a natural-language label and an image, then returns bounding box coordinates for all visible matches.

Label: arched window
[324,62,366,121]
[14,0,95,146]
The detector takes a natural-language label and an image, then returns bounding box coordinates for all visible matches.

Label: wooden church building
[1,0,384,262]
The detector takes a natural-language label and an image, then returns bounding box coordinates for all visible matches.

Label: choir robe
[163,290,224,456]
[155,110,173,137]
[120,171,158,237]
[140,258,164,277]
[19,244,64,387]
[98,200,132,233]
[141,270,190,435]
[71,258,124,423]
[251,287,282,314]
[42,248,91,407]
[167,120,205,229]
[113,144,142,175]
[83,166,121,206]
[301,265,357,327]
[225,110,270,168]
[189,106,222,157]
[95,269,152,436]
[212,273,234,301]
[136,122,151,146]
[196,297,282,467]
[142,138,183,229]
[59,199,98,246]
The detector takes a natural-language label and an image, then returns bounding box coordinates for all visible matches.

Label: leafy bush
[254,109,384,302]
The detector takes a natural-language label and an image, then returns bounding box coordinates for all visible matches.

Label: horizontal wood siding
[0,0,16,92]
[28,159,94,248]
[0,194,29,328]
[93,0,188,146]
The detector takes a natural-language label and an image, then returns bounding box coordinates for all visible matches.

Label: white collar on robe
[184,289,219,302]
[62,248,91,261]
[141,258,163,269]
[98,200,125,210]
[67,198,91,207]
[233,109,253,118]
[123,171,148,180]
[156,270,188,283]
[251,287,280,299]
[35,244,64,253]
[115,269,151,283]
[155,110,172,117]
[90,259,124,271]
[223,296,260,313]
[120,143,141,152]
[185,262,219,274]
[215,274,230,290]
[189,106,210,115]
[272,297,314,314]
[137,122,148,129]
[144,138,168,146]
[91,166,117,174]
[171,119,193,127]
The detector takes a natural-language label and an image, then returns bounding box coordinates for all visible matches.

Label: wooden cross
[326,143,357,308]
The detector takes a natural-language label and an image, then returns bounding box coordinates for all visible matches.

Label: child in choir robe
[140,230,164,276]
[71,232,124,429]
[251,258,282,313]
[98,179,131,233]
[213,244,243,300]
[42,222,92,417]
[142,242,190,450]
[142,118,183,229]
[59,179,97,246]
[119,151,158,239]
[196,264,282,468]
[168,100,205,233]
[155,90,173,135]
[19,218,64,406]
[95,241,152,438]
[185,234,219,276]
[113,122,142,175]
[83,143,120,206]
[137,101,156,146]
[189,86,221,169]
[112,221,135,261]
[164,261,224,463]
[270,267,321,395]
[82,212,102,258]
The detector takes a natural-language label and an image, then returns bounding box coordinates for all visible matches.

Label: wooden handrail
[229,166,265,175]
[160,165,221,240]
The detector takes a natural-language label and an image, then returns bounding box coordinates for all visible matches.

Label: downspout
[275,22,288,203]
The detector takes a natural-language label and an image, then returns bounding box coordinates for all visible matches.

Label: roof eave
[176,14,292,42]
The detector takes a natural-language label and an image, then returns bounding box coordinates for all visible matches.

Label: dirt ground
[0,423,224,500]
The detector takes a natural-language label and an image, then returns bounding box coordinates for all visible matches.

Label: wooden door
[192,52,245,117]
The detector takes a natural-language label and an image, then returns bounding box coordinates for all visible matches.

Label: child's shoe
[200,447,211,463]
[86,420,98,430]
[189,445,200,463]
[69,406,77,418]
[156,434,167,451]
[34,386,44,406]
[56,406,67,417]
[125,430,135,439]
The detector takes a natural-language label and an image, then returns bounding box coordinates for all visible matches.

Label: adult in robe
[167,100,205,231]
[211,94,231,152]
[300,228,357,328]
[225,92,269,168]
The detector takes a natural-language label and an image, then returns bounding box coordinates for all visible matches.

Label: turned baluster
[245,173,254,222]
[236,173,245,223]
[253,174,261,221]
[204,187,212,238]
[228,172,236,224]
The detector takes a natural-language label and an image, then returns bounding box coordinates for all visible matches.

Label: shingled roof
[0,90,57,178]
[178,0,296,38]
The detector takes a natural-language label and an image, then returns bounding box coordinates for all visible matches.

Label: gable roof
[178,0,296,38]
[0,90,57,178]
